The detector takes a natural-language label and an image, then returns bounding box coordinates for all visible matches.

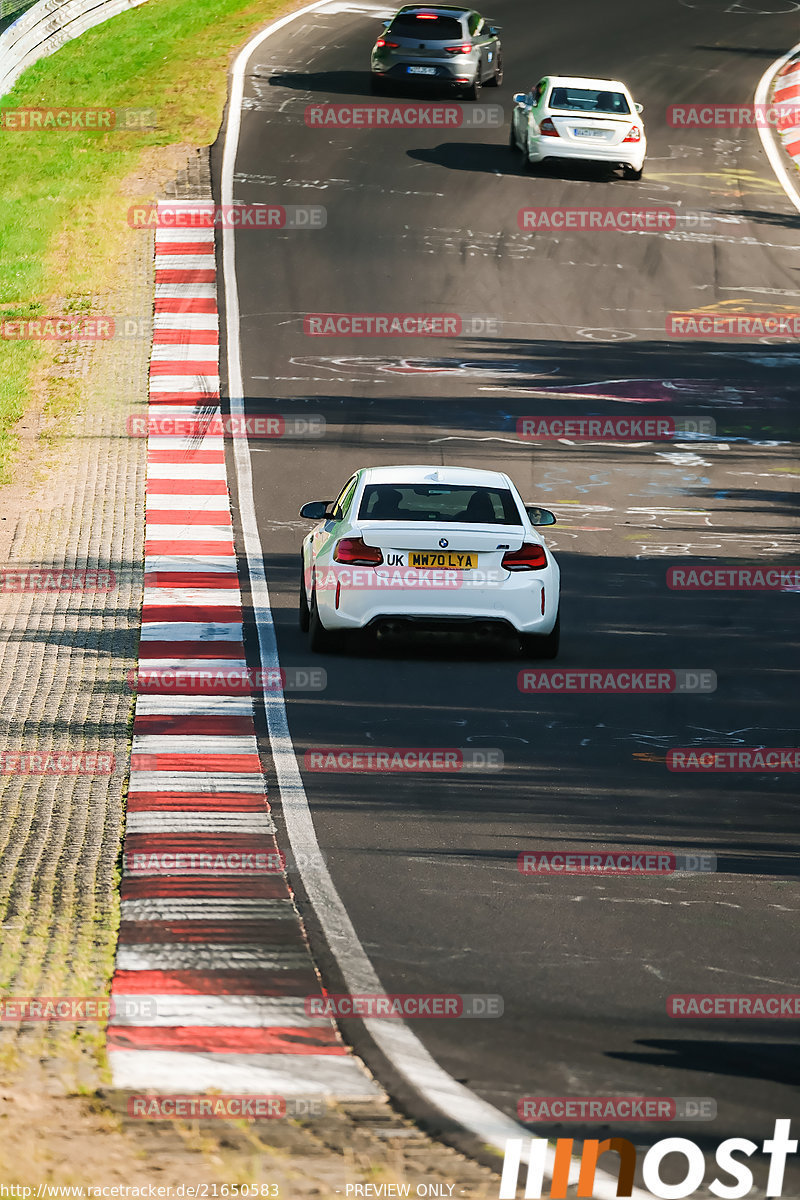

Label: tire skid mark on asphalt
[105,199,379,1097]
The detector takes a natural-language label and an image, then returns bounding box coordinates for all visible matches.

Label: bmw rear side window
[388,14,465,39]
[359,484,522,525]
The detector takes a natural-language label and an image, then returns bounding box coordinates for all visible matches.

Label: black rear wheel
[519,610,560,659]
[487,52,503,87]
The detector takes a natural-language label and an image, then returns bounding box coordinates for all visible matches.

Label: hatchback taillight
[539,117,559,137]
[501,543,547,571]
[376,37,398,47]
[444,43,472,53]
[334,537,383,566]
[622,125,641,142]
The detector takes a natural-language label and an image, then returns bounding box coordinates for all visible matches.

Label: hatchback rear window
[389,13,464,38]
[359,484,522,525]
[548,87,631,115]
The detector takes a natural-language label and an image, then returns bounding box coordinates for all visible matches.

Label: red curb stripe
[146,451,226,465]
[118,921,302,945]
[785,136,800,156]
[152,331,219,345]
[132,716,254,736]
[137,639,244,656]
[143,575,238,591]
[120,877,287,899]
[147,479,229,494]
[144,516,233,530]
[125,834,276,852]
[154,298,218,313]
[146,400,220,410]
[126,793,267,811]
[155,269,217,284]
[111,970,319,995]
[129,752,262,772]
[150,361,220,376]
[144,541,235,556]
[775,82,800,100]
[147,452,226,465]
[140,605,241,623]
[155,243,217,255]
[107,1027,345,1053]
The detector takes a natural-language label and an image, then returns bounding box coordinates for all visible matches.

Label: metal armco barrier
[0,0,149,98]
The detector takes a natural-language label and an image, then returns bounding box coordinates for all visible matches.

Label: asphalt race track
[214,0,800,1187]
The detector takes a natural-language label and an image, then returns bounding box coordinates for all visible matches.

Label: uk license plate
[407,66,437,75]
[409,551,477,569]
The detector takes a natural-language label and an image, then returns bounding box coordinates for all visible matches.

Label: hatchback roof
[359,465,512,487]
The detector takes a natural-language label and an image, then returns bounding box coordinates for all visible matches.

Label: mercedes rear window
[548,87,631,115]
[388,13,464,38]
[359,484,522,525]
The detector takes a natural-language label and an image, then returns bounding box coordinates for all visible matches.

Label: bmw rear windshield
[359,484,522,525]
[388,13,465,38]
[548,87,631,115]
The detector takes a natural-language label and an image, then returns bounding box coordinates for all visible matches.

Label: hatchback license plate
[573,127,605,137]
[407,66,437,75]
[409,551,477,569]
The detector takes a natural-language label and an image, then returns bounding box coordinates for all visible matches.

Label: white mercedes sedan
[510,74,646,179]
[298,465,560,657]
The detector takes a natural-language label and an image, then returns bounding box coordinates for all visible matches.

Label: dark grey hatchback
[370,5,502,99]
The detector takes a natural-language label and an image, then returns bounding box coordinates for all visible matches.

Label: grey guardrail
[0,0,149,98]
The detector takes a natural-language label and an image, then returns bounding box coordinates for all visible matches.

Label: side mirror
[513,93,528,108]
[299,500,333,520]
[525,505,556,527]
[381,17,390,25]
[488,25,499,34]
[634,102,643,113]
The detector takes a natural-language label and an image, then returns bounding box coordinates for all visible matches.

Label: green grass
[0,0,291,478]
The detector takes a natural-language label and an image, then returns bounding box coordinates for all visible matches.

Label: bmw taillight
[501,543,547,571]
[539,117,559,137]
[376,37,398,47]
[334,537,383,566]
[444,43,472,54]
[622,125,641,142]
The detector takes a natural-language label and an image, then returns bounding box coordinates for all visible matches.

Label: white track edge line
[220,5,646,1194]
[755,41,800,214]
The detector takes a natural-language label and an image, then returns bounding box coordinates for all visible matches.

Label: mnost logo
[499,1119,797,1198]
